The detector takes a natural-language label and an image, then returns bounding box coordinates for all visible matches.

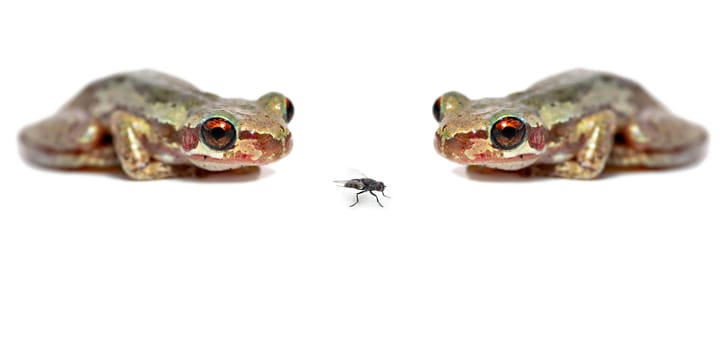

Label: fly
[335,176,390,207]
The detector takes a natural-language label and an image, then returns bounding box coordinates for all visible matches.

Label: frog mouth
[469,151,537,163]
[435,131,536,167]
[191,152,260,163]
[189,132,292,170]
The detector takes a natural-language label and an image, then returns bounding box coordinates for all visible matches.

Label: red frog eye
[200,117,236,150]
[284,98,294,123]
[432,97,442,122]
[491,116,527,150]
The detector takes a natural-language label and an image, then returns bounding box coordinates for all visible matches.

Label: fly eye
[491,116,527,150]
[432,97,442,122]
[200,117,236,150]
[284,97,294,123]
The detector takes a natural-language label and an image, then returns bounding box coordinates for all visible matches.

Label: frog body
[20,70,293,180]
[433,69,707,179]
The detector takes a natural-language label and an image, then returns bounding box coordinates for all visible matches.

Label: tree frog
[20,70,294,180]
[433,69,707,179]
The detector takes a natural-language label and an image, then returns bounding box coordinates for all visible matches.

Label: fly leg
[350,191,367,207]
[369,191,384,207]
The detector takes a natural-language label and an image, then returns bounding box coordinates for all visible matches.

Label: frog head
[178,92,293,171]
[433,92,546,170]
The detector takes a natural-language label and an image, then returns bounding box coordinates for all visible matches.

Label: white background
[1,1,722,349]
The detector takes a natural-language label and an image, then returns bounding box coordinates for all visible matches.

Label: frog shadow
[455,166,551,183]
[176,166,268,183]
[457,164,697,182]
[599,164,702,179]
[21,161,128,180]
[22,160,267,183]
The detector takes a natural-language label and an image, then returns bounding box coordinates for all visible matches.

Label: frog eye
[491,116,527,150]
[432,97,442,122]
[283,98,294,123]
[200,117,236,150]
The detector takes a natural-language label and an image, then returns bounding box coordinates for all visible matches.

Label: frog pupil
[501,126,517,139]
[210,127,226,139]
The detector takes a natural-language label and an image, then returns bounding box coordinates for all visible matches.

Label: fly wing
[333,179,365,190]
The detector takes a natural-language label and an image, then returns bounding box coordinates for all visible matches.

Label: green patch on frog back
[90,77,205,128]
[91,79,147,117]
[518,79,636,129]
[149,101,189,127]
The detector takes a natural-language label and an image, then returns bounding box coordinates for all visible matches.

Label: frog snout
[237,129,293,162]
[435,128,490,164]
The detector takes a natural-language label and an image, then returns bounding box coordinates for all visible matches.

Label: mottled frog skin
[433,69,707,179]
[20,70,293,180]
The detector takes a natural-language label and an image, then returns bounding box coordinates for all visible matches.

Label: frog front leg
[110,111,197,180]
[534,110,617,179]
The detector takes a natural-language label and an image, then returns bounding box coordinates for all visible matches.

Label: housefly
[335,176,390,207]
